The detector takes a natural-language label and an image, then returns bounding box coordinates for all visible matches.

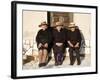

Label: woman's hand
[68,41,74,47]
[38,43,42,48]
[56,43,63,47]
[44,43,48,48]
[74,43,79,48]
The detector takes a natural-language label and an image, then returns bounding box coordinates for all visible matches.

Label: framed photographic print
[11,1,98,79]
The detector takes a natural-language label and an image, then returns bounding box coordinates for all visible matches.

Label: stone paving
[22,54,91,70]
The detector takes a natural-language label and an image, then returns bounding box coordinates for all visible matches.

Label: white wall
[23,11,47,42]
[74,13,91,54]
[74,13,91,40]
[23,11,47,53]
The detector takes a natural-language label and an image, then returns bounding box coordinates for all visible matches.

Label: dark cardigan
[36,28,53,46]
[67,29,82,46]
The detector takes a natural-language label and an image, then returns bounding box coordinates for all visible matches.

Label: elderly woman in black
[67,22,82,65]
[36,21,52,67]
[52,22,66,66]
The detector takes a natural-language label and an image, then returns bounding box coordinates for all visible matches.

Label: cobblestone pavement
[23,54,91,70]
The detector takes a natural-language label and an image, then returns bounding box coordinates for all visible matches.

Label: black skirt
[53,44,65,54]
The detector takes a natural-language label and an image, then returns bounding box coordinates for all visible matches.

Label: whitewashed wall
[23,11,47,56]
[74,13,91,54]
[23,11,47,43]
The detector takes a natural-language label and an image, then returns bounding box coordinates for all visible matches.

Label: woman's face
[69,23,75,31]
[56,26,62,31]
[70,27,75,31]
[41,25,47,30]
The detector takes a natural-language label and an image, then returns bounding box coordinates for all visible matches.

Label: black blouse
[67,29,82,45]
[52,28,67,43]
[36,28,53,45]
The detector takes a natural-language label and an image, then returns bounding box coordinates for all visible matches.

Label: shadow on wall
[76,26,86,61]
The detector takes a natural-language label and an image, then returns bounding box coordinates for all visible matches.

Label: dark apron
[53,44,65,63]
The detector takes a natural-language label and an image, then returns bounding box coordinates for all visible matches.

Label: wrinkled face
[71,27,75,31]
[56,26,62,31]
[41,25,47,30]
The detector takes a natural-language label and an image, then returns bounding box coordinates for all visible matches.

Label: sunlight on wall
[23,10,47,43]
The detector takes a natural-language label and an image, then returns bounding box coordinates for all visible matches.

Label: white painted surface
[74,13,91,40]
[23,11,47,42]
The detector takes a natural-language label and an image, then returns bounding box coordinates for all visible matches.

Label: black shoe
[42,63,47,66]
[39,63,42,67]
[69,63,74,65]
[55,62,59,66]
[58,61,62,65]
[77,62,81,65]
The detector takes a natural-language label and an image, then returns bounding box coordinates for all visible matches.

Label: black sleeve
[52,29,56,44]
[36,30,41,45]
[67,30,70,41]
[64,29,68,47]
[77,29,82,43]
[64,29,68,41]
[48,28,53,44]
